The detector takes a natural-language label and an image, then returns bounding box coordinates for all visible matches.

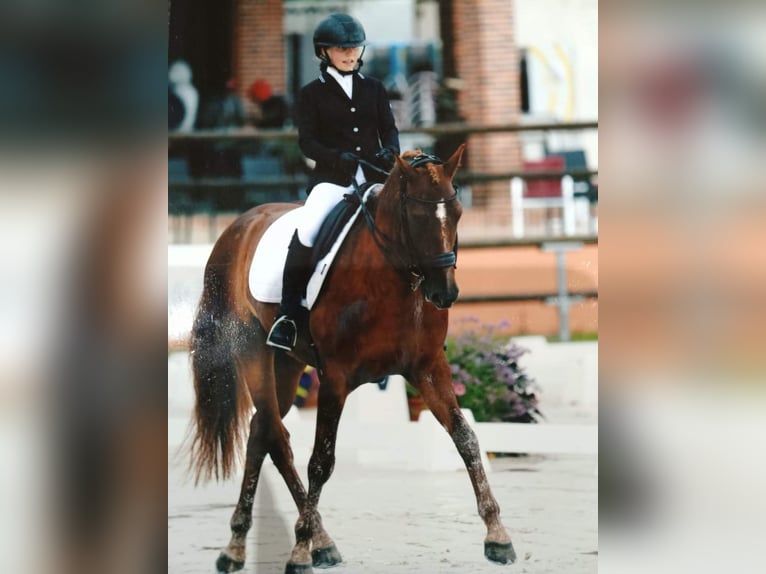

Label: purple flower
[445,318,541,423]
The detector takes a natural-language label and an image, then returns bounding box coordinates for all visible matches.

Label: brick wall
[234,0,286,104]
[453,0,522,215]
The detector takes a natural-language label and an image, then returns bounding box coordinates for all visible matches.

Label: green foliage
[546,331,598,343]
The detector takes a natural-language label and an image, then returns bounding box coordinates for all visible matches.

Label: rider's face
[325,46,363,72]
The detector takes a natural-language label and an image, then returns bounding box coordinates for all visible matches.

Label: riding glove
[374,147,396,171]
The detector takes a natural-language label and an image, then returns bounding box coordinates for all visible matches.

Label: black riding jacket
[298,66,400,193]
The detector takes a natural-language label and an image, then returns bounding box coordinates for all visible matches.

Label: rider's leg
[266,230,314,350]
[297,182,357,247]
[266,182,354,351]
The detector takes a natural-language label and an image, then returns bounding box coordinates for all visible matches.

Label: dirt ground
[168,447,597,574]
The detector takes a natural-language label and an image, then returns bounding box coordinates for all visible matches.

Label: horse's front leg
[413,357,517,565]
[285,370,346,573]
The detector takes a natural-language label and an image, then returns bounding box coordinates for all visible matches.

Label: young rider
[267,13,400,351]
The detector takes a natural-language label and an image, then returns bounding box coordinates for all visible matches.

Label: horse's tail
[188,245,253,484]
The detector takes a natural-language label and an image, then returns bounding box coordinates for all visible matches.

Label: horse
[187,144,516,573]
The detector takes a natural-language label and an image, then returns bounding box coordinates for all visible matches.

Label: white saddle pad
[249,185,380,310]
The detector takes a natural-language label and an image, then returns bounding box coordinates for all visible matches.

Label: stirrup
[266,315,298,351]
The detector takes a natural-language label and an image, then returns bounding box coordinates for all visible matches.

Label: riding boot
[266,231,314,351]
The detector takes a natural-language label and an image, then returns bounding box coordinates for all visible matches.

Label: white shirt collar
[325,66,354,99]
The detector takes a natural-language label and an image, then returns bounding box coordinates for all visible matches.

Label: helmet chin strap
[333,64,359,76]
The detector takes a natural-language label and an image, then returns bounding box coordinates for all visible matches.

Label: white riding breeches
[296,168,365,247]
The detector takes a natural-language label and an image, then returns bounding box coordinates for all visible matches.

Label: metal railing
[167,120,598,142]
[168,120,598,184]
[168,120,598,205]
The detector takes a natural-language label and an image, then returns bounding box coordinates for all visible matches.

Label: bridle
[354,154,459,291]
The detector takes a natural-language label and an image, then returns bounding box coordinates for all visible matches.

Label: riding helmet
[313,13,367,59]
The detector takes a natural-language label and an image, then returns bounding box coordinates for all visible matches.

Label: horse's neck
[367,184,401,239]
[343,186,401,273]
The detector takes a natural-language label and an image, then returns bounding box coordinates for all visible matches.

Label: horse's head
[391,144,466,309]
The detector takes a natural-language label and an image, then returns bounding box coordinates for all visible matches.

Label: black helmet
[313,13,367,59]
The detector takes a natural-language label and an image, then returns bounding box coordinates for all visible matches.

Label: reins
[351,161,416,287]
[352,155,459,291]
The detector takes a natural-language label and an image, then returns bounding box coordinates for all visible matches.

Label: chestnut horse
[188,145,516,573]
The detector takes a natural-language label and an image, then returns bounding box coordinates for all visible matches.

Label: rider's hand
[374,147,396,171]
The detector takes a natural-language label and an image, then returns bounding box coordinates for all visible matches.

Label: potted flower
[446,318,542,423]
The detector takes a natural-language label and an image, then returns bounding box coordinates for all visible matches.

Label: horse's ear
[443,143,466,180]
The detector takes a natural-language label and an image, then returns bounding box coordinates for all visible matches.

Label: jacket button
[355,146,361,151]
[350,107,356,112]
[353,127,359,132]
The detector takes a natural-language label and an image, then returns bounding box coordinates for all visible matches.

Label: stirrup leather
[266,315,298,351]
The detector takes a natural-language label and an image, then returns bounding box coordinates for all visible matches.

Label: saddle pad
[249,184,380,309]
[248,207,303,304]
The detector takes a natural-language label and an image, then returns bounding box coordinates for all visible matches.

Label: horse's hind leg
[217,343,308,573]
[414,358,516,565]
[286,368,347,573]
[216,409,272,572]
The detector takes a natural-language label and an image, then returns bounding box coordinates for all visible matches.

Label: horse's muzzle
[426,285,459,309]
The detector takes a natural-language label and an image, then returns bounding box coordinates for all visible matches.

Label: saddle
[310,183,374,268]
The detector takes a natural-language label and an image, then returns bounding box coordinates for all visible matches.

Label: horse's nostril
[429,292,454,310]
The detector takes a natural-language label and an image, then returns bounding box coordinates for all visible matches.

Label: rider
[267,13,400,351]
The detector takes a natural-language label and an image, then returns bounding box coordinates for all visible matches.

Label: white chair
[510,157,576,238]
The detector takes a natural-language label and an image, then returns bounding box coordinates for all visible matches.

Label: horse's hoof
[312,543,343,568]
[216,551,245,572]
[284,561,314,574]
[484,540,517,565]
